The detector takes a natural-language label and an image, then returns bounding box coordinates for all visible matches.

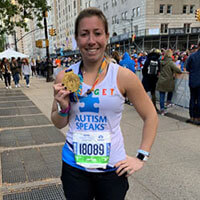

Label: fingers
[115,161,131,176]
[115,156,144,177]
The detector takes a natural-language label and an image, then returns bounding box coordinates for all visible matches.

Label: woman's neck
[82,58,104,74]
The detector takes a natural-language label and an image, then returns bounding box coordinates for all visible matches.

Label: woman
[51,8,158,200]
[10,57,20,87]
[0,57,12,89]
[156,49,182,115]
[22,58,32,88]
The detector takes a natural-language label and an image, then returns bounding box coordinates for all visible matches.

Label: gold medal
[62,70,80,92]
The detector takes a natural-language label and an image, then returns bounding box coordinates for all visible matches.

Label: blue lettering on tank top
[75,93,108,131]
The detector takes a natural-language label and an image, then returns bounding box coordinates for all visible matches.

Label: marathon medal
[62,70,80,92]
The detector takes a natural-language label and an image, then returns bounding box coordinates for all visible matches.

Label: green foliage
[0,0,50,35]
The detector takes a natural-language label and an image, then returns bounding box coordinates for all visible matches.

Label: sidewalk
[0,76,200,200]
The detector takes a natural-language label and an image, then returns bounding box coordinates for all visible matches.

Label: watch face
[136,153,148,161]
[137,153,145,160]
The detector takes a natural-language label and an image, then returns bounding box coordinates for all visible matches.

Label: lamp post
[121,17,142,52]
[43,11,53,82]
[121,17,133,39]
[13,30,18,51]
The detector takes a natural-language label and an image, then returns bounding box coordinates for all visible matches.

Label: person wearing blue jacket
[119,52,135,73]
[186,42,200,125]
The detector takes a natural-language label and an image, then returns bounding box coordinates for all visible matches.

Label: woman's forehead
[78,16,104,30]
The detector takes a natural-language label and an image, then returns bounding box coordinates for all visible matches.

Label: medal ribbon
[84,59,107,94]
[70,58,108,102]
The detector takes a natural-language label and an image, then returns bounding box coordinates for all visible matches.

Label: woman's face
[76,16,109,64]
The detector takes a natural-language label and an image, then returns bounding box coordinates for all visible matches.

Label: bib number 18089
[79,143,104,156]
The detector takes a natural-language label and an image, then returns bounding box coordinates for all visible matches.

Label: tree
[0,0,50,35]
[0,35,6,52]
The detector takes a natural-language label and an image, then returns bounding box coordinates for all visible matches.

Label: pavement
[0,75,200,200]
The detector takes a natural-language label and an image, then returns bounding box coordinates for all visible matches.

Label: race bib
[73,131,111,169]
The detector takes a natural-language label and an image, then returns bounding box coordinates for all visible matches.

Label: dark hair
[111,51,120,64]
[75,7,108,38]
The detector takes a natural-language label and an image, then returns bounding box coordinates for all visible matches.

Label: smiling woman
[51,7,158,200]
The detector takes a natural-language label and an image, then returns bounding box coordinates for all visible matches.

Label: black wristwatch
[136,152,149,161]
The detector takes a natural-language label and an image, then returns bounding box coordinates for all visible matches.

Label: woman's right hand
[53,83,71,109]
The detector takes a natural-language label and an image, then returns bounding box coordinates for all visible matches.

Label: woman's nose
[88,33,96,44]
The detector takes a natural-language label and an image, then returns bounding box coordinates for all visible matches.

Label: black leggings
[61,162,129,200]
[3,73,11,86]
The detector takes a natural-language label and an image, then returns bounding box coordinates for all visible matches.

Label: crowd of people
[110,44,200,123]
[0,57,33,88]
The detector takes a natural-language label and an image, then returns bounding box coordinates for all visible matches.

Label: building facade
[108,0,200,53]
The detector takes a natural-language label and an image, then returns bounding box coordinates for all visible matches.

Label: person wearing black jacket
[142,49,161,110]
[10,57,20,87]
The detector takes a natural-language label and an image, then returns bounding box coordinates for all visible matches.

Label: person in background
[174,54,181,69]
[156,49,182,115]
[51,7,158,200]
[10,57,20,88]
[17,57,22,79]
[111,50,121,64]
[186,41,200,125]
[142,48,161,111]
[0,59,3,81]
[137,51,147,70]
[22,58,32,88]
[30,58,37,76]
[119,51,135,73]
[0,57,12,89]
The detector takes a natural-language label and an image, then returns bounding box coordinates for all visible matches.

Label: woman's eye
[95,32,101,36]
[80,33,87,37]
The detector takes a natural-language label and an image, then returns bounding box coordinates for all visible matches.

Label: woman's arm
[115,67,158,176]
[51,70,71,129]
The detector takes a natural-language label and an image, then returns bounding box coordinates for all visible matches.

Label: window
[190,5,195,14]
[183,5,187,14]
[132,8,136,17]
[184,23,190,33]
[112,16,115,24]
[74,1,76,9]
[134,25,138,35]
[112,0,117,7]
[80,0,82,6]
[125,11,128,19]
[137,7,141,16]
[161,24,168,33]
[167,5,172,14]
[103,2,108,11]
[112,15,118,24]
[121,12,125,19]
[160,5,164,13]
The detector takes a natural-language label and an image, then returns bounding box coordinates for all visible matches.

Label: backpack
[147,60,158,75]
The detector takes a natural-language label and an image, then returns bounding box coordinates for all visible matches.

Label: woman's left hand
[115,155,144,177]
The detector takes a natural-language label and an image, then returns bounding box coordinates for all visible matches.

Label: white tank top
[62,61,126,172]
